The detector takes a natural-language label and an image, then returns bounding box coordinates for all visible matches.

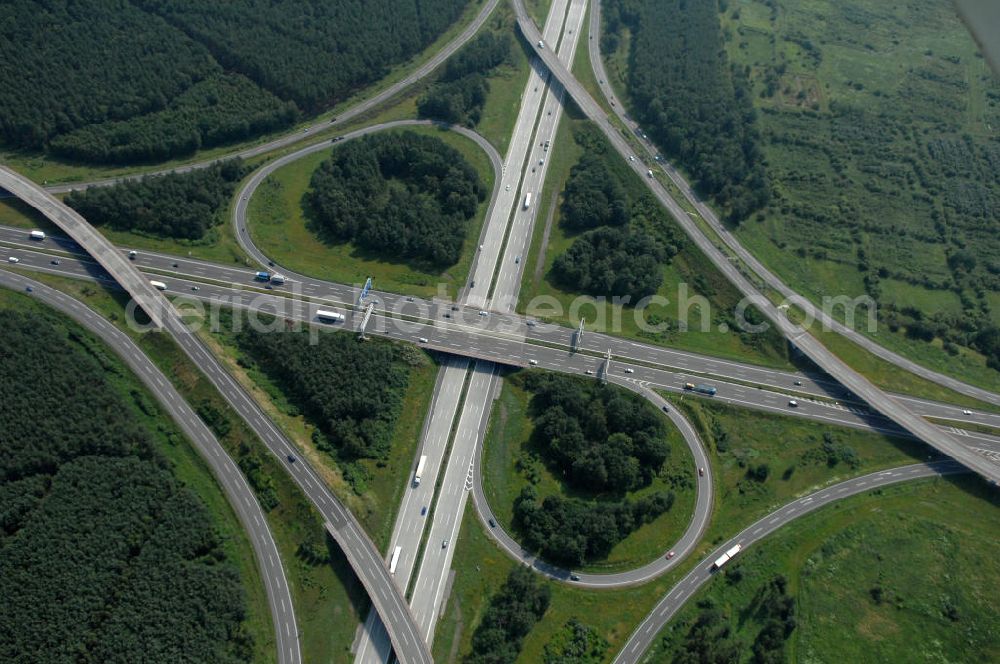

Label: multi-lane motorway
[4,4,999,661]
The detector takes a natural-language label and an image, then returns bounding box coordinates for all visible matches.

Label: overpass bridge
[0,165,433,664]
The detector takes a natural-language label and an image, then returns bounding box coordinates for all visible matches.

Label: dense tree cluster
[552,226,668,300]
[135,0,467,113]
[64,160,248,240]
[522,372,670,492]
[514,486,675,567]
[553,129,683,301]
[418,33,513,126]
[235,327,409,461]
[0,308,250,662]
[465,567,551,664]
[561,154,630,231]
[49,75,297,164]
[306,131,486,266]
[1,0,466,162]
[604,0,769,221]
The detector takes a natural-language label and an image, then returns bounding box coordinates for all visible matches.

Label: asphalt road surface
[0,174,434,664]
[584,0,1000,409]
[510,0,1000,486]
[5,237,1000,457]
[0,269,301,664]
[613,461,968,664]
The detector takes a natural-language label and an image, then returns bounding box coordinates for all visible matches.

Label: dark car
[488,518,497,528]
[421,506,427,516]
[570,574,580,581]
[287,454,296,463]
[50,259,60,265]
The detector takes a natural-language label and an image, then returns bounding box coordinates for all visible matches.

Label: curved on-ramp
[584,0,1000,409]
[470,377,714,588]
[510,0,1000,487]
[0,269,301,664]
[231,119,504,278]
[0,167,434,664]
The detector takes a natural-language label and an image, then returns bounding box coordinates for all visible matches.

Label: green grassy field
[435,392,993,664]
[714,0,1000,391]
[516,114,791,369]
[246,125,494,300]
[667,395,939,547]
[644,474,1000,663]
[23,273,369,663]
[481,373,696,573]
[0,286,276,663]
[0,0,494,187]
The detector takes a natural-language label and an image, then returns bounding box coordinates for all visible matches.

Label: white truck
[29,230,45,241]
[389,546,402,575]
[316,309,345,323]
[270,274,286,285]
[712,543,742,570]
[523,192,532,210]
[413,455,427,487]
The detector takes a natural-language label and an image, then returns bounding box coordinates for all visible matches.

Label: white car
[7,256,19,263]
[962,409,973,416]
[505,184,510,191]
[624,368,634,374]
[788,399,798,408]
[418,337,428,343]
[479,310,488,317]
[585,369,594,375]
[529,359,538,366]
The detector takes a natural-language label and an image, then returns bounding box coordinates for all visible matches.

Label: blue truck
[684,382,717,396]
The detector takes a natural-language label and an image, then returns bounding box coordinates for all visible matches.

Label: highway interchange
[2,1,999,663]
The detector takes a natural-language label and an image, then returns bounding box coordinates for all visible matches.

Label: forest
[522,372,670,492]
[64,160,248,240]
[465,567,551,664]
[418,32,513,126]
[603,0,769,221]
[514,487,675,567]
[1,0,466,162]
[49,75,297,164]
[235,326,410,462]
[551,129,681,301]
[0,308,251,662]
[306,131,486,266]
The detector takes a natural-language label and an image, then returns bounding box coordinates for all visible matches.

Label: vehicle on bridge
[712,544,742,570]
[316,309,345,323]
